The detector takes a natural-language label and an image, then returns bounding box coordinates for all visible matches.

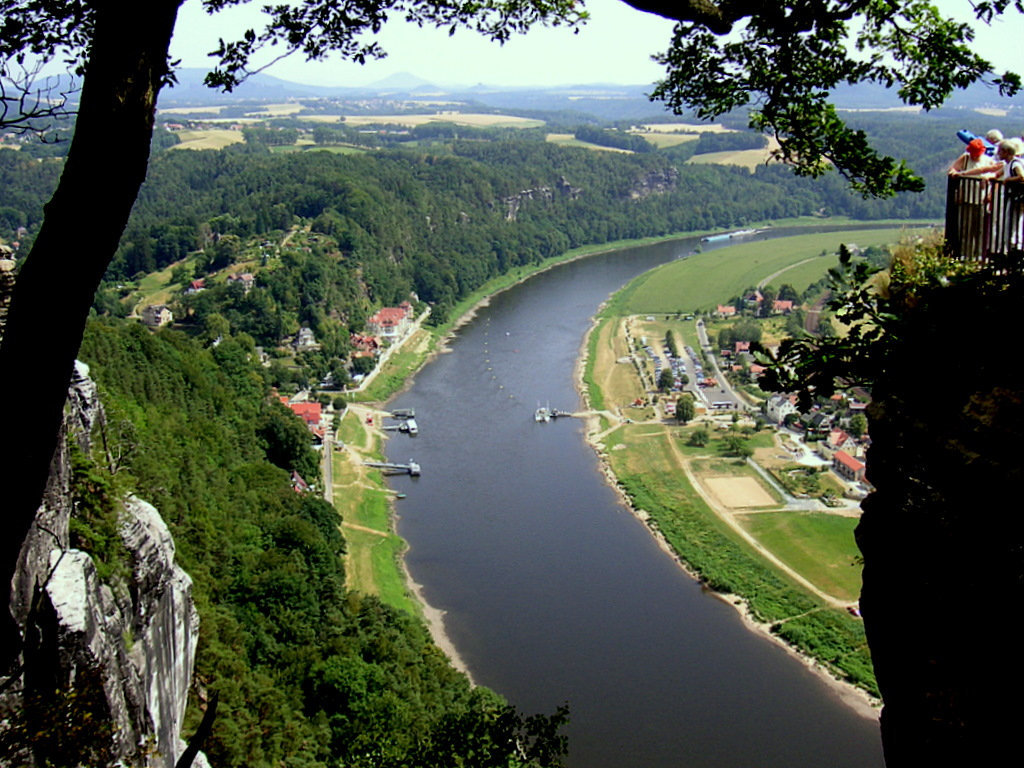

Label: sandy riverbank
[572,313,882,723]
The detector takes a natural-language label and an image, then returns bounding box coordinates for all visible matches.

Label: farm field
[607,227,922,315]
[636,132,700,148]
[545,133,634,152]
[170,128,245,150]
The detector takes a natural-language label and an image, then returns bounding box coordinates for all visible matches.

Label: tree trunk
[0,0,184,671]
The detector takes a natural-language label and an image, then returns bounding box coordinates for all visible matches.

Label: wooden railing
[945,175,1024,263]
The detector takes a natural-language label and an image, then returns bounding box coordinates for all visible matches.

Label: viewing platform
[945,175,1024,263]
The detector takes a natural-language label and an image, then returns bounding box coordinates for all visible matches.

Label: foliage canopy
[626,0,1023,197]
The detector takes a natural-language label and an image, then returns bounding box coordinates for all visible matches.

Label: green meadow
[607,227,926,315]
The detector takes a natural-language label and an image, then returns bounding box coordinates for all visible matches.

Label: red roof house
[288,401,322,427]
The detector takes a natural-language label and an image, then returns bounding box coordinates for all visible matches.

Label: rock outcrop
[3,361,202,767]
[627,167,679,200]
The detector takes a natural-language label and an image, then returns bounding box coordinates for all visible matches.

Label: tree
[687,428,709,447]
[675,395,695,424]
[721,433,753,458]
[625,0,1022,197]
[0,0,583,674]
[658,367,675,392]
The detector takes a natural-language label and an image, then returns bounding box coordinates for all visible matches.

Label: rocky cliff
[856,270,1024,766]
[3,361,203,768]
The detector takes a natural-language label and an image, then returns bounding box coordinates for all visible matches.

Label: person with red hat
[949,137,998,176]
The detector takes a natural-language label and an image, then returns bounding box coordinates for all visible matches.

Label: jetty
[534,406,574,422]
[364,460,421,476]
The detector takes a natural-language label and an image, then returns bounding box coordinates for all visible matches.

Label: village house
[350,333,381,356]
[226,272,255,293]
[293,326,318,350]
[773,299,794,314]
[715,304,737,318]
[766,394,798,425]
[287,401,322,429]
[141,304,173,328]
[832,450,867,483]
[826,428,859,455]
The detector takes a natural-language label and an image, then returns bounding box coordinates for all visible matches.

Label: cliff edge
[2,361,203,768]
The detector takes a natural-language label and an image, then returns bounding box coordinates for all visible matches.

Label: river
[384,227,888,768]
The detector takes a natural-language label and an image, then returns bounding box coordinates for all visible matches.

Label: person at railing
[948,138,998,177]
[991,139,1024,252]
[992,139,1024,184]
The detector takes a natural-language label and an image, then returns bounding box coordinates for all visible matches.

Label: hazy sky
[170,0,675,88]
[168,0,1020,90]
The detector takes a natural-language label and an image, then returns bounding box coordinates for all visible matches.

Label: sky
[170,0,677,88]
[167,0,1024,90]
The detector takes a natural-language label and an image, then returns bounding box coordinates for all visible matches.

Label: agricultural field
[687,136,782,170]
[607,228,919,315]
[169,128,245,150]
[627,131,698,148]
[545,133,634,152]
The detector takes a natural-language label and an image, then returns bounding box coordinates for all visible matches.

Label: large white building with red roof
[367,301,414,341]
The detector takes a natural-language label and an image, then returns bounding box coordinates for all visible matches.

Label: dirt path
[757,256,819,290]
[658,424,852,610]
[342,522,389,537]
[804,291,830,334]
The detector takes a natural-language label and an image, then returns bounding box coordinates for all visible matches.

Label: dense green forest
[75,319,566,768]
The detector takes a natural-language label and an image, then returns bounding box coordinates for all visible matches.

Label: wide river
[384,227,887,768]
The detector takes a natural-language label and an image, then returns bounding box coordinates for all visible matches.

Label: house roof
[834,450,865,472]
[369,306,410,326]
[288,402,322,425]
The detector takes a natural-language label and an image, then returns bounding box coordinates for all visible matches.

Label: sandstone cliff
[3,361,203,768]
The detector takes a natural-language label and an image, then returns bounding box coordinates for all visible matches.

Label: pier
[364,460,421,476]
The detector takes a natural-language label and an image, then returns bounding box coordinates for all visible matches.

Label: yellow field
[635,132,700,148]
[545,134,634,153]
[170,128,245,150]
[249,102,304,116]
[687,136,782,170]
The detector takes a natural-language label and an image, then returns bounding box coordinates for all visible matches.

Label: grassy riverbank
[577,228,920,698]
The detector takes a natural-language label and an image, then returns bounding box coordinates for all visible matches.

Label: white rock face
[120,496,200,766]
[7,364,203,768]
